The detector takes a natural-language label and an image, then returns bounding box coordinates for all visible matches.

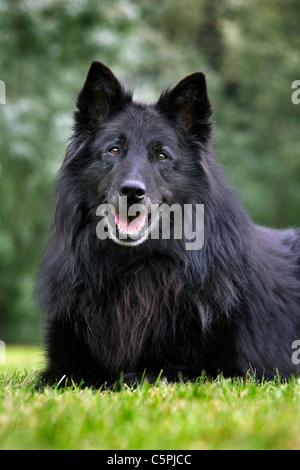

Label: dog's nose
[120,180,146,202]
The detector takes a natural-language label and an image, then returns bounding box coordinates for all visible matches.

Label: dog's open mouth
[96,200,160,246]
[115,209,148,240]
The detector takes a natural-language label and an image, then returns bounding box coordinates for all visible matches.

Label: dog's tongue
[115,211,147,235]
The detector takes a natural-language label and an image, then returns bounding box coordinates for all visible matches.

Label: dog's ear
[75,61,132,129]
[157,72,212,138]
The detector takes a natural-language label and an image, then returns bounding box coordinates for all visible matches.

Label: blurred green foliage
[0,0,299,342]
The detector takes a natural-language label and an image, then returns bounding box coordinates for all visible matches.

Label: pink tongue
[115,211,147,233]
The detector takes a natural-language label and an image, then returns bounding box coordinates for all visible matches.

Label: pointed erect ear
[156,72,212,138]
[75,61,132,129]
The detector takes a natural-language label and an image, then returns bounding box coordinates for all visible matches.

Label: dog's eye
[157,152,167,161]
[108,147,121,156]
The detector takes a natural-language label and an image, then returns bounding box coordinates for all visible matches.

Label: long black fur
[36,61,300,387]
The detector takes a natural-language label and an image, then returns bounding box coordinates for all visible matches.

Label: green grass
[1,345,300,450]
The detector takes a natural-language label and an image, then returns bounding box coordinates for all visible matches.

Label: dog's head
[66,61,212,247]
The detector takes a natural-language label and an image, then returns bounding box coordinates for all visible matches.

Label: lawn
[0,345,300,450]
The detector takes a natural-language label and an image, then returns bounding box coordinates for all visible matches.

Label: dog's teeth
[116,218,146,238]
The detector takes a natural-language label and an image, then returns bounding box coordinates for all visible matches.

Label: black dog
[36,61,300,387]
